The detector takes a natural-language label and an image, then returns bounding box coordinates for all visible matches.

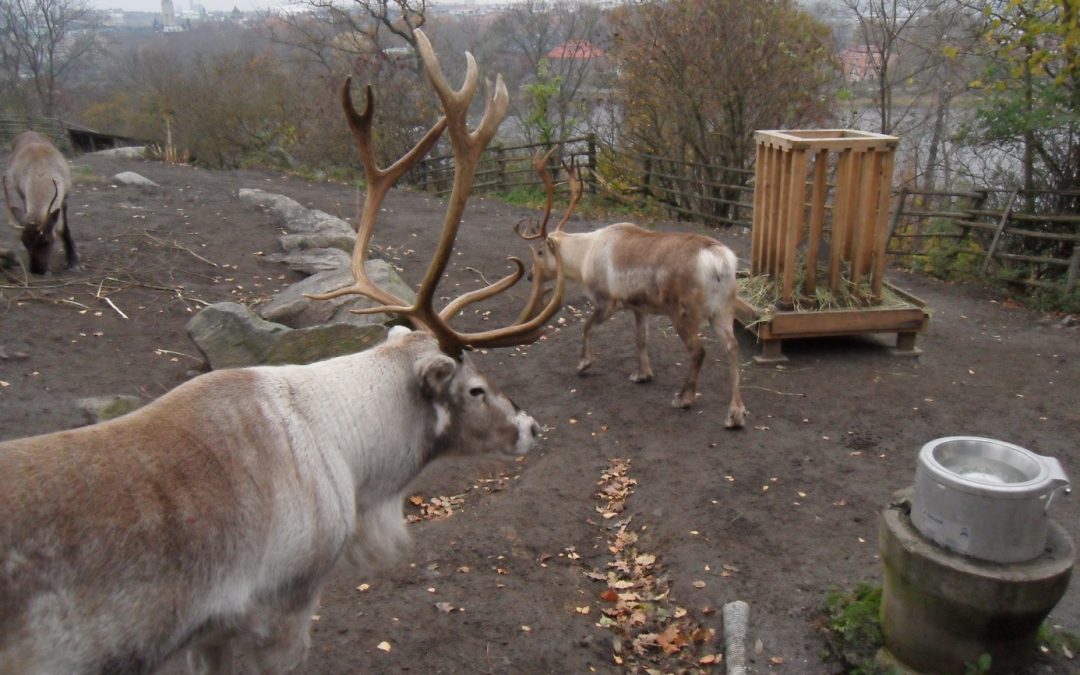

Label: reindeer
[0,30,564,675]
[3,131,77,275]
[518,156,745,429]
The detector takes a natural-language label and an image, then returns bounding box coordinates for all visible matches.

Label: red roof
[546,41,604,60]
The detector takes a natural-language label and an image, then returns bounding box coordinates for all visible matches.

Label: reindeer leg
[246,601,316,675]
[187,638,236,675]
[671,308,705,409]
[60,201,78,269]
[710,309,745,429]
[578,297,616,374]
[628,309,653,383]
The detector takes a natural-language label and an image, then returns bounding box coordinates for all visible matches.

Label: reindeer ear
[415,353,457,398]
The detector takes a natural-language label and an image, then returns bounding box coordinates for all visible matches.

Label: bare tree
[0,0,101,118]
[481,0,606,143]
[841,0,981,190]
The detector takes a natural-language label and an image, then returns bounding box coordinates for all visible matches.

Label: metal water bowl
[912,436,1070,563]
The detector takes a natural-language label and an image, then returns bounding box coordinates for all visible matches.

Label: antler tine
[515,147,558,241]
[325,30,561,356]
[305,78,446,314]
[553,157,584,234]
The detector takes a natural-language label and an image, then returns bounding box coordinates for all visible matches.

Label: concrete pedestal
[879,489,1074,674]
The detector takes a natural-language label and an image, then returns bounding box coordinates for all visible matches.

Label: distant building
[838,46,895,82]
[546,41,605,61]
[161,0,176,26]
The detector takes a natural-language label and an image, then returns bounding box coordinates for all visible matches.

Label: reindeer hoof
[576,359,592,374]
[628,372,653,384]
[671,392,696,409]
[725,407,747,429]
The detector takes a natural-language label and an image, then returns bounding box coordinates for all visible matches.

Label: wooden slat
[804,150,829,296]
[828,150,855,293]
[781,149,810,306]
[850,149,881,285]
[752,141,767,274]
[767,145,784,277]
[870,147,896,301]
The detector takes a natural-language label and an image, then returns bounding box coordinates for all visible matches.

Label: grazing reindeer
[3,131,77,274]
[519,158,745,429]
[0,30,563,675]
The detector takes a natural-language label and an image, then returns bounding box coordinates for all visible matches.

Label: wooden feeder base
[735,282,929,364]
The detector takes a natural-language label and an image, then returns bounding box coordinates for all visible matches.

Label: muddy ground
[1,151,1078,673]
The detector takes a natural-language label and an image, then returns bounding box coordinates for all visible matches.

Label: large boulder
[260,248,352,276]
[187,302,387,369]
[238,188,354,236]
[256,260,414,329]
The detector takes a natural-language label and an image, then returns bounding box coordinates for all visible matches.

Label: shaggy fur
[0,328,539,674]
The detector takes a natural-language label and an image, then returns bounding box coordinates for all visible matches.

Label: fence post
[981,189,1019,275]
[1067,243,1080,293]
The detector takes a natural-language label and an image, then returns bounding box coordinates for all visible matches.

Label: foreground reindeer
[0,31,563,675]
[3,130,77,274]
[519,158,745,428]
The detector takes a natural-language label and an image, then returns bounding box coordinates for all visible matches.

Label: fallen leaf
[770,655,785,665]
[356,583,370,592]
[599,589,619,602]
[657,624,686,655]
[521,625,531,632]
[377,641,392,652]
[692,580,706,588]
[434,602,455,613]
[575,606,591,615]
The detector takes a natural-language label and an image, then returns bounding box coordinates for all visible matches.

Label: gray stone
[256,260,414,329]
[77,395,145,424]
[90,146,146,159]
[111,171,159,187]
[279,230,356,255]
[238,188,354,236]
[186,302,387,369]
[261,248,352,276]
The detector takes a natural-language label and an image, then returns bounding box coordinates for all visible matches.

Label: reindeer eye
[469,386,485,398]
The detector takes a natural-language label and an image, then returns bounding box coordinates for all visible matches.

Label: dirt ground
[2,150,1078,674]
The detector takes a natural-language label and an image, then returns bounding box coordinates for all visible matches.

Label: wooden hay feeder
[736,129,929,363]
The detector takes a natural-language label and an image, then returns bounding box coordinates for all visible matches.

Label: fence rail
[408,137,1078,297]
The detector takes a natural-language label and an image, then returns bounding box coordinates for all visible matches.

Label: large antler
[309,29,564,356]
[514,152,584,241]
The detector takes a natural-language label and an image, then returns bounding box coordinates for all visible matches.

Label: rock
[1060,314,1077,328]
[279,230,356,255]
[186,302,387,369]
[90,146,146,158]
[76,395,145,424]
[111,171,160,187]
[256,261,414,329]
[238,188,354,236]
[260,248,352,276]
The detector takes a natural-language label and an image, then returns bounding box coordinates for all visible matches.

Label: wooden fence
[412,137,1078,297]
[0,117,72,152]
[409,136,597,197]
[888,187,1080,294]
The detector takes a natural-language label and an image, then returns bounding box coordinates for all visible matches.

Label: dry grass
[737,260,914,317]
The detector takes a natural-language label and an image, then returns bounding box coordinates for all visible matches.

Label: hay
[737,259,914,318]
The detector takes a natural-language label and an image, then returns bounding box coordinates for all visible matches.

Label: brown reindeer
[0,30,563,675]
[519,158,745,429]
[3,131,77,274]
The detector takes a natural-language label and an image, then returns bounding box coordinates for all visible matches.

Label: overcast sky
[90,0,507,16]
